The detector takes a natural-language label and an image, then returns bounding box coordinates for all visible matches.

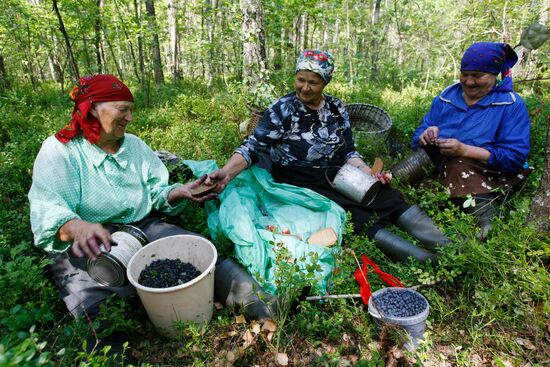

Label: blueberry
[138,258,202,288]
[373,289,427,318]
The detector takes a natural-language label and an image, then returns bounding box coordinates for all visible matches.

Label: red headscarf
[55,74,134,144]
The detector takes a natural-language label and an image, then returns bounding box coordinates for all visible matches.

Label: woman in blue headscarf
[411,42,531,239]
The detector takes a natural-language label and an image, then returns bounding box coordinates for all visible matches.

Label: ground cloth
[184,160,346,294]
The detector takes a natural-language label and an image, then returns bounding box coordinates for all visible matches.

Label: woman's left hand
[373,171,393,184]
[437,138,468,157]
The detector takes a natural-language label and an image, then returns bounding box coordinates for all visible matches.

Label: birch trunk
[240,0,267,89]
[369,0,382,81]
[167,0,180,81]
[134,0,149,105]
[145,0,164,84]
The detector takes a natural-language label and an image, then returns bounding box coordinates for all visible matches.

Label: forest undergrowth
[0,79,548,366]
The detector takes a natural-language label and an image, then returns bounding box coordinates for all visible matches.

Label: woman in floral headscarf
[208,50,451,264]
[410,42,531,239]
[28,74,217,356]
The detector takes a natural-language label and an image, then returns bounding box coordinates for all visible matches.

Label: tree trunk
[94,0,103,74]
[145,0,164,85]
[528,117,550,232]
[134,0,149,105]
[0,54,9,91]
[52,0,80,79]
[527,0,550,231]
[24,24,38,89]
[113,0,141,82]
[48,31,63,82]
[167,0,180,81]
[369,0,382,81]
[240,0,269,109]
[345,0,353,80]
[302,12,309,50]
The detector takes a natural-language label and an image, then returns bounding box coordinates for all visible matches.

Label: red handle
[354,254,404,305]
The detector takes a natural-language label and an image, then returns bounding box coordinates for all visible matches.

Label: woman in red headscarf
[28,75,216,356]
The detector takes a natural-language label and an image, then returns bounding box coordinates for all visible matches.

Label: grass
[0,79,548,366]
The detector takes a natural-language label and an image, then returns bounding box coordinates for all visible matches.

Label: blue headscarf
[460,42,518,92]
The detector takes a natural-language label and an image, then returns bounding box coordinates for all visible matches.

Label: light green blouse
[28,134,186,253]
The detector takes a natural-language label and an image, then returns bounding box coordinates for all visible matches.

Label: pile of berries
[372,288,428,318]
[138,259,201,288]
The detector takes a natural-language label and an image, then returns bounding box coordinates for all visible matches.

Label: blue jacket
[411,83,530,173]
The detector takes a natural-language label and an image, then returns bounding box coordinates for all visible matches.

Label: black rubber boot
[373,228,439,264]
[214,258,277,321]
[464,195,497,241]
[395,205,451,251]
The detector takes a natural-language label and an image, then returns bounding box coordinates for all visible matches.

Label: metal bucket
[390,149,434,186]
[331,163,381,205]
[87,225,149,287]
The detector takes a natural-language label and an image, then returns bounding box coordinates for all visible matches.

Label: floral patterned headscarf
[55,74,134,144]
[295,50,335,84]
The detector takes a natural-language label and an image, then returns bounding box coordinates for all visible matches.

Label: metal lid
[87,254,128,287]
[116,224,149,245]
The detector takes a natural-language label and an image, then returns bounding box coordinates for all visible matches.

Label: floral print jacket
[235,92,362,168]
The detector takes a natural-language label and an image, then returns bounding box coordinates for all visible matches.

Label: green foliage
[0,75,548,365]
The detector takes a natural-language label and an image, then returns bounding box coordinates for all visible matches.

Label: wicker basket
[241,110,264,137]
[346,103,392,140]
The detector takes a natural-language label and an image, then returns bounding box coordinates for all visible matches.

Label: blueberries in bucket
[139,259,201,288]
[372,289,427,318]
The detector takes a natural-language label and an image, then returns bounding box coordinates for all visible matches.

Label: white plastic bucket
[368,287,430,351]
[127,235,217,338]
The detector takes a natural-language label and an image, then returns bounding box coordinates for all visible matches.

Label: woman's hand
[436,138,468,157]
[59,220,113,261]
[419,126,439,146]
[203,153,248,193]
[373,171,393,184]
[169,174,218,204]
[204,168,232,193]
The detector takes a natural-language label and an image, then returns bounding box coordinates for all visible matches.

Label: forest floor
[0,81,548,366]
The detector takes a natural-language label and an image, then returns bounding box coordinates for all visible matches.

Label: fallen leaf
[262,319,277,332]
[235,315,246,324]
[214,302,224,310]
[515,338,536,350]
[251,323,261,334]
[437,345,454,357]
[321,342,335,353]
[267,331,274,341]
[242,329,254,349]
[345,355,358,364]
[228,330,238,337]
[276,352,289,366]
[469,353,484,366]
[226,350,235,362]
[390,346,403,359]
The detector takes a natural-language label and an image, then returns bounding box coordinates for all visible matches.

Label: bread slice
[307,227,338,247]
